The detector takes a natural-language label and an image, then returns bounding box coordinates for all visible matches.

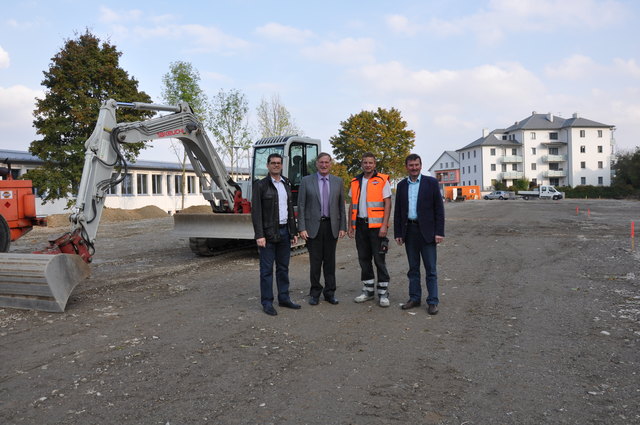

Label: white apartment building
[456,112,615,190]
[0,149,249,216]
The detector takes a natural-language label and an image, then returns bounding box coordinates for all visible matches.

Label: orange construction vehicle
[0,163,46,252]
[443,185,481,202]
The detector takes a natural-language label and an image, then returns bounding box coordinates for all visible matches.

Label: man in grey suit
[298,152,347,305]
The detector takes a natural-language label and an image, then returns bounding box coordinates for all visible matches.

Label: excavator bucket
[0,253,90,312]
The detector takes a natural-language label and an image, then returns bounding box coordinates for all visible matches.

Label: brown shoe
[427,304,439,315]
[401,300,421,310]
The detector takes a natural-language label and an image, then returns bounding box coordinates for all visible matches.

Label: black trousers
[355,219,390,283]
[307,220,338,298]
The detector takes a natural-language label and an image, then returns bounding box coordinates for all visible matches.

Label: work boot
[354,280,375,303]
[377,281,389,307]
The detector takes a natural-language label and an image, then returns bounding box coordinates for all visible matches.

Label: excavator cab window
[253,146,285,182]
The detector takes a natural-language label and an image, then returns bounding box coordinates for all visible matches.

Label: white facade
[456,113,615,190]
[0,149,249,216]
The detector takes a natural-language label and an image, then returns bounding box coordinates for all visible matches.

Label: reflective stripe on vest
[350,173,389,229]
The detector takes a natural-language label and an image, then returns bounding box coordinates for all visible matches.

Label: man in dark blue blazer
[393,153,445,315]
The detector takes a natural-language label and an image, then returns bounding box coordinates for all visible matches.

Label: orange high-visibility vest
[350,172,389,229]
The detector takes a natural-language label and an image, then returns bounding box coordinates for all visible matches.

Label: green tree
[613,147,640,189]
[209,89,252,174]
[330,107,415,179]
[256,94,302,137]
[25,30,152,203]
[161,61,210,209]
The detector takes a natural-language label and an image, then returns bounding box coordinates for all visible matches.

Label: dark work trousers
[307,220,338,299]
[355,218,390,283]
[258,225,292,307]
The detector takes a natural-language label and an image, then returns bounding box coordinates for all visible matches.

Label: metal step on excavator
[0,99,321,312]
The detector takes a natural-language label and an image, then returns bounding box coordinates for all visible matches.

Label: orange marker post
[576,207,579,215]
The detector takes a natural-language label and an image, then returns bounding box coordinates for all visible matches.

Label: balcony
[500,155,523,163]
[543,170,566,177]
[500,171,524,179]
[542,154,567,162]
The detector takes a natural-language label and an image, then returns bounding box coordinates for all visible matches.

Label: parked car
[484,190,514,200]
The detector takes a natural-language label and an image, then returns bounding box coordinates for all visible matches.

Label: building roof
[0,149,250,175]
[505,112,613,132]
[457,133,520,151]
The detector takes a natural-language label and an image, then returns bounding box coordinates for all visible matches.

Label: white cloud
[385,15,420,36]
[255,22,314,44]
[99,6,143,23]
[613,58,640,79]
[544,54,598,79]
[0,45,9,68]
[0,85,43,150]
[301,37,375,65]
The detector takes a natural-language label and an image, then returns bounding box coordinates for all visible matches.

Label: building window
[531,163,536,170]
[581,177,586,185]
[581,161,586,169]
[531,147,536,155]
[122,173,133,195]
[511,148,517,155]
[580,146,586,153]
[597,145,603,153]
[598,176,603,185]
[166,175,173,195]
[490,148,496,156]
[474,165,477,172]
[136,174,148,195]
[152,174,162,195]
[187,176,196,194]
[501,164,507,172]
[511,164,517,171]
[468,166,471,173]
[598,130,603,138]
[502,135,507,140]
[174,175,183,194]
[549,147,558,155]
[473,150,476,158]
[531,132,536,140]
[580,130,585,137]
[549,132,558,140]
[491,164,496,171]
[598,161,603,169]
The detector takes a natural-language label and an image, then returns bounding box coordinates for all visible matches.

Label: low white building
[456,112,615,190]
[0,149,249,216]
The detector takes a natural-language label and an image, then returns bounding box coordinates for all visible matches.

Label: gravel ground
[1,198,639,424]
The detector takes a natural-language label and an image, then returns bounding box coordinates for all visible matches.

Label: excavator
[0,99,320,312]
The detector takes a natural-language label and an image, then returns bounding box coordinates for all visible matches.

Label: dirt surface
[1,199,639,424]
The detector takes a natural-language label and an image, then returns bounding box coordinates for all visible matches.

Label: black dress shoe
[427,304,439,315]
[324,296,339,305]
[401,300,421,310]
[309,296,319,305]
[279,300,301,309]
[263,305,278,316]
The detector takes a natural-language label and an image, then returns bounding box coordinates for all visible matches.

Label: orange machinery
[0,167,46,252]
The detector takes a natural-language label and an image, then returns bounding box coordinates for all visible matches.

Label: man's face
[406,159,422,179]
[267,157,282,176]
[316,155,332,175]
[361,157,376,174]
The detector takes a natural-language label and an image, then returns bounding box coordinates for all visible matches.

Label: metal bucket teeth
[0,253,91,312]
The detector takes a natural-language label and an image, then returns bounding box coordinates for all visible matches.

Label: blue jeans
[404,223,439,305]
[258,226,292,307]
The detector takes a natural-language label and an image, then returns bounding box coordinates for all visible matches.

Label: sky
[1,0,639,169]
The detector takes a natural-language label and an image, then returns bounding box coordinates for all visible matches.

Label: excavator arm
[41,99,242,263]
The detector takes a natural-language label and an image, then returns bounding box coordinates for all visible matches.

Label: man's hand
[378,224,388,238]
[347,228,355,238]
[291,235,298,245]
[256,237,266,248]
[395,237,404,246]
[435,235,444,244]
[339,230,346,239]
[299,230,309,241]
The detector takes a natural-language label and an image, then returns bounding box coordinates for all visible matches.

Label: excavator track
[0,253,90,312]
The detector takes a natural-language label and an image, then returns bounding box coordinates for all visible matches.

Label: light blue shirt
[407,175,421,220]
[271,176,288,224]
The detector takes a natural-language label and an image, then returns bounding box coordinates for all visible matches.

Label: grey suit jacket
[298,173,347,239]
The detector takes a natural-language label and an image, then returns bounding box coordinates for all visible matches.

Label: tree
[161,61,210,209]
[209,89,252,175]
[330,107,415,179]
[613,147,640,189]
[256,94,302,137]
[25,30,152,204]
